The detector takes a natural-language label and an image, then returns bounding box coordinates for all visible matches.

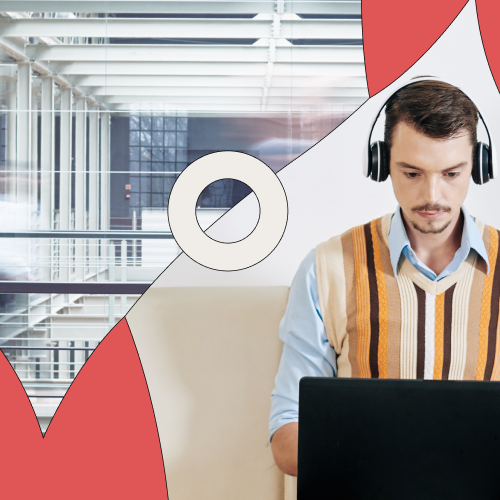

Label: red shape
[476,0,500,93]
[0,318,168,499]
[362,0,468,96]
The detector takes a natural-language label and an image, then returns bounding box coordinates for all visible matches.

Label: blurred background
[0,0,366,430]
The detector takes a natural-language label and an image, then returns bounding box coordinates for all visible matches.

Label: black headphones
[363,76,497,185]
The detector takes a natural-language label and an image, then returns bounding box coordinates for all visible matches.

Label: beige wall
[127,286,289,500]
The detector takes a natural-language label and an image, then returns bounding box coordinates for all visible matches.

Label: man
[269,79,499,477]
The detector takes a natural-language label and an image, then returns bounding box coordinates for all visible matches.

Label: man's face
[389,121,474,234]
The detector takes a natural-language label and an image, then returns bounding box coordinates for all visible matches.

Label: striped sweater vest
[315,213,500,380]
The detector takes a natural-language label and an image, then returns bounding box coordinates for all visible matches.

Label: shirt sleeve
[268,248,338,441]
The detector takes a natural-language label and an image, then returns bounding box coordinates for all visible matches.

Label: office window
[129,116,188,210]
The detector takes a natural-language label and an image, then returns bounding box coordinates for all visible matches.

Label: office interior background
[0,0,366,431]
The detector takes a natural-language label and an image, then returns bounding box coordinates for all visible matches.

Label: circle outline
[167,151,288,272]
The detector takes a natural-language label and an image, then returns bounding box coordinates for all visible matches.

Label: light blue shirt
[269,206,489,441]
[389,205,489,280]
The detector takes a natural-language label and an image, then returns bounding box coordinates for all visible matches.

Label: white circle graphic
[168,151,288,271]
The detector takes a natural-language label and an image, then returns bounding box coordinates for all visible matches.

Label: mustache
[411,204,451,213]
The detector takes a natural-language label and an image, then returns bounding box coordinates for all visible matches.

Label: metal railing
[0,227,183,404]
[1,338,100,398]
[0,210,226,413]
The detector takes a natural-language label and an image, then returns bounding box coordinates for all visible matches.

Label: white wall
[152,1,500,288]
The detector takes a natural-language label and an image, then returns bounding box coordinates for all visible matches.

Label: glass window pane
[176,149,187,162]
[165,148,176,162]
[140,131,151,146]
[141,192,151,207]
[140,117,151,130]
[164,117,176,130]
[164,132,176,147]
[129,147,139,162]
[152,132,163,147]
[130,193,140,206]
[129,131,140,146]
[164,177,176,193]
[130,116,140,130]
[177,117,188,131]
[176,132,187,148]
[141,175,151,192]
[152,117,163,130]
[152,148,163,162]
[130,175,140,192]
[152,194,163,207]
[152,162,163,172]
[165,162,176,172]
[130,161,140,172]
[140,162,152,172]
[141,147,152,161]
[176,162,187,171]
[152,176,163,193]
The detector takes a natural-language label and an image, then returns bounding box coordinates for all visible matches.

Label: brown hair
[384,80,478,151]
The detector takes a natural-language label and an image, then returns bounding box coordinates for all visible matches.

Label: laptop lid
[298,377,500,500]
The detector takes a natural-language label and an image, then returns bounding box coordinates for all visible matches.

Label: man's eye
[446,172,459,178]
[404,172,419,179]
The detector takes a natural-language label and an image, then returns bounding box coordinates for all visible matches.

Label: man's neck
[401,208,464,277]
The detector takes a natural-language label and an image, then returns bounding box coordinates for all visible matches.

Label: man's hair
[384,80,479,151]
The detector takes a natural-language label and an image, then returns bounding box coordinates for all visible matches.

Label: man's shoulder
[316,222,362,251]
[316,212,395,251]
[476,217,500,237]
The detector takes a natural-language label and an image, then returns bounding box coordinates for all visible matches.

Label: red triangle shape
[363,0,469,96]
[0,318,168,499]
[476,0,500,93]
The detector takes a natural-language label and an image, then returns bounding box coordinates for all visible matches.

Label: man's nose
[422,175,440,205]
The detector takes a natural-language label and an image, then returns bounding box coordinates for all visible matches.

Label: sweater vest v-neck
[315,213,500,380]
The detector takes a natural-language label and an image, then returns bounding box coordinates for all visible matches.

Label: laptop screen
[298,377,500,500]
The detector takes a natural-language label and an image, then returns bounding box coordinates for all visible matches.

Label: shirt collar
[388,205,490,278]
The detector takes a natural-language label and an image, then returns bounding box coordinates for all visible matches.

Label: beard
[408,204,453,234]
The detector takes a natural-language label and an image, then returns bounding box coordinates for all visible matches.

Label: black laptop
[298,377,500,500]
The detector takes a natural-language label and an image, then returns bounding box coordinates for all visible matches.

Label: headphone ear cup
[379,141,390,182]
[482,143,491,184]
[369,142,379,182]
[365,143,373,179]
[473,142,490,185]
[370,141,389,182]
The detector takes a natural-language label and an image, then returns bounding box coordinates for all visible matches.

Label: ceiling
[0,1,367,115]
